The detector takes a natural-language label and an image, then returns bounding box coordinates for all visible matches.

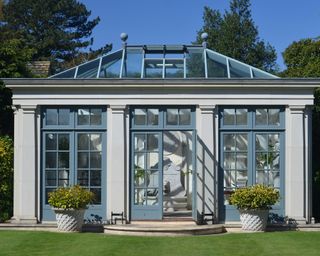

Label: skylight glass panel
[206,50,228,78]
[99,51,122,78]
[122,48,143,78]
[144,59,163,78]
[186,48,205,78]
[51,68,76,78]
[76,59,100,78]
[229,59,252,78]
[165,59,184,78]
[252,69,274,78]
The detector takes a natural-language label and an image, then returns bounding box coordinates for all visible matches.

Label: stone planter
[239,209,269,231]
[54,208,86,232]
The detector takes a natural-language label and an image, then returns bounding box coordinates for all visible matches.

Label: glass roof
[50,45,278,79]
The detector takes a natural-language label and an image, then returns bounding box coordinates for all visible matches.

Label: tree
[281,38,320,78]
[3,0,100,68]
[196,0,277,73]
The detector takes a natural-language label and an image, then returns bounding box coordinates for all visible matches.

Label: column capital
[110,105,127,114]
[12,105,20,114]
[199,105,216,114]
[21,105,37,114]
[289,105,305,114]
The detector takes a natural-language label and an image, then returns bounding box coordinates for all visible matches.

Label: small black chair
[111,211,125,224]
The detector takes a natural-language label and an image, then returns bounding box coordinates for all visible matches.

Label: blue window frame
[41,106,107,221]
[219,106,285,222]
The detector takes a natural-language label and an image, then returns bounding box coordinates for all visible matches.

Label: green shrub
[48,185,94,210]
[229,184,280,210]
[0,136,13,222]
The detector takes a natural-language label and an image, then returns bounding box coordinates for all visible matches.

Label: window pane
[165,59,184,78]
[269,134,280,151]
[78,152,89,168]
[91,188,101,204]
[237,170,248,188]
[256,134,268,151]
[123,49,143,78]
[45,171,56,186]
[78,134,89,150]
[224,152,236,169]
[148,170,159,187]
[90,134,102,151]
[269,109,280,126]
[179,109,191,125]
[46,152,56,168]
[58,169,69,187]
[76,59,99,78]
[224,134,235,151]
[236,134,248,151]
[135,167,145,187]
[229,59,251,78]
[167,109,178,125]
[223,109,235,125]
[91,109,102,125]
[256,109,268,125]
[236,109,247,125]
[134,134,146,151]
[134,109,146,125]
[236,153,247,170]
[78,109,90,125]
[135,153,145,169]
[207,51,228,78]
[146,152,159,170]
[256,152,268,169]
[90,170,101,186]
[46,133,57,150]
[186,48,205,78]
[144,59,163,78]
[58,134,69,150]
[58,109,70,125]
[99,50,122,78]
[78,170,89,186]
[147,134,158,151]
[90,152,102,169]
[147,189,158,205]
[147,109,159,125]
[46,109,57,125]
[134,189,146,205]
[58,152,69,168]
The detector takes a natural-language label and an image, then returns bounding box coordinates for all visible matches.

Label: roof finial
[120,33,128,48]
[201,32,208,48]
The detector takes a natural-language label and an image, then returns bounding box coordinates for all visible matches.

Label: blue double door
[131,131,195,220]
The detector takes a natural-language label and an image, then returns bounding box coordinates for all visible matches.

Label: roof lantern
[50,33,278,79]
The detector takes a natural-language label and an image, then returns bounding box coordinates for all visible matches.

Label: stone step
[104,222,224,236]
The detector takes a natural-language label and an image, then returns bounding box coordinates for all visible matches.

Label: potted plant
[229,184,280,231]
[48,185,94,232]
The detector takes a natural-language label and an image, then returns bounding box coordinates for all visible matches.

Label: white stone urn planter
[239,209,269,231]
[54,208,86,232]
[48,185,94,232]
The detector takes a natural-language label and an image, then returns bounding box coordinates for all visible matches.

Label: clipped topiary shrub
[0,136,14,222]
[229,184,280,210]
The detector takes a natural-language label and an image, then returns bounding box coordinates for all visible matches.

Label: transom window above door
[132,107,195,129]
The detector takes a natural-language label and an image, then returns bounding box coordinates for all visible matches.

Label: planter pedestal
[54,208,86,232]
[239,209,269,231]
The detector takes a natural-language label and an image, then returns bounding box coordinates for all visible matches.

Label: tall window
[42,107,106,206]
[219,107,285,212]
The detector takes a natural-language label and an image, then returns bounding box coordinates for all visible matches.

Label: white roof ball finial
[201,32,208,48]
[120,32,128,42]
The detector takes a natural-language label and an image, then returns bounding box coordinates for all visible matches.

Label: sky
[80,0,320,70]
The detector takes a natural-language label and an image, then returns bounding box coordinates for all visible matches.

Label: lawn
[0,231,320,256]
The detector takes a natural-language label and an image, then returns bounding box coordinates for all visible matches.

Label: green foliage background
[0,136,13,222]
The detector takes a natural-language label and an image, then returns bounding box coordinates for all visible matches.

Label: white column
[107,105,127,222]
[11,105,38,224]
[196,105,216,220]
[286,105,307,224]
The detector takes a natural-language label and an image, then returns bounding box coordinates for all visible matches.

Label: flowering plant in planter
[48,185,94,232]
[229,184,280,231]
